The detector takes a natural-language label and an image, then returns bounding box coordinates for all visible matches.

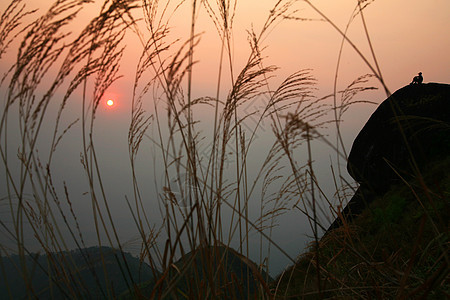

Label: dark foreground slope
[276,83,449,299]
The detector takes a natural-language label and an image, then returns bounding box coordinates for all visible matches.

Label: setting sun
[106,99,114,107]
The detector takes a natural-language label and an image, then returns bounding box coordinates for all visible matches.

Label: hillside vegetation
[275,148,449,299]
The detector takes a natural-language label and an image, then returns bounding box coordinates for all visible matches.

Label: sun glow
[106,99,114,107]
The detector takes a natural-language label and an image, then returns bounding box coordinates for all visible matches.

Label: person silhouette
[411,72,423,84]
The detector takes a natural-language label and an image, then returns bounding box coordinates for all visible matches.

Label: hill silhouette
[329,83,450,231]
[120,244,273,299]
[277,83,450,298]
[0,246,155,299]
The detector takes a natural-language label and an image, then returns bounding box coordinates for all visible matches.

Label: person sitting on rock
[411,72,423,84]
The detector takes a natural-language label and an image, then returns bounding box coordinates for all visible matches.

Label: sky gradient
[0,0,449,276]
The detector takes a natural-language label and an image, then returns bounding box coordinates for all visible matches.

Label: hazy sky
[0,0,449,276]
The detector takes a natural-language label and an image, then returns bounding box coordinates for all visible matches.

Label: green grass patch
[275,155,450,299]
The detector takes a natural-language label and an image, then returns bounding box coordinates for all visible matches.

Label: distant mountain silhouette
[0,246,155,299]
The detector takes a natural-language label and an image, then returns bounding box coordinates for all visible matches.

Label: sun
[106,99,114,107]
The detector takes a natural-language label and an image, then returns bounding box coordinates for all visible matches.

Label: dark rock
[348,83,450,189]
[328,83,450,231]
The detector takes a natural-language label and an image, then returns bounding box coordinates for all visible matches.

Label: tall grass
[0,0,447,299]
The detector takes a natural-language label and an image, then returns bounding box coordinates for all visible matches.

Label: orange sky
[114,0,449,142]
[178,0,450,96]
[3,0,448,104]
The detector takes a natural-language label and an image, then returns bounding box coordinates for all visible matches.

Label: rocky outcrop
[329,83,450,231]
